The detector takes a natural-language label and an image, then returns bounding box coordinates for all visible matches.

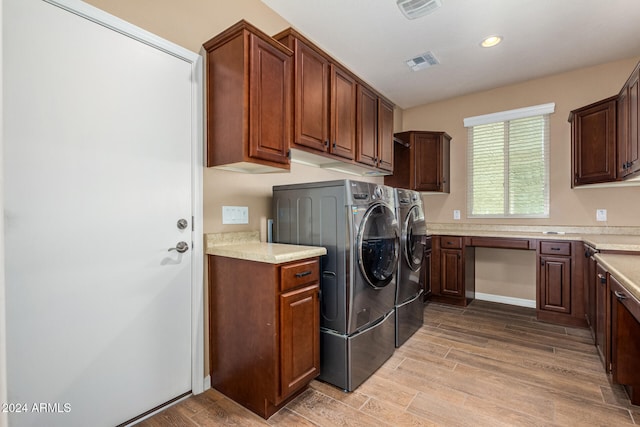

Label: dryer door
[403,205,426,271]
[357,203,399,289]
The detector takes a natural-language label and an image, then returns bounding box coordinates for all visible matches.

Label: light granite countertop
[205,231,326,264]
[594,254,640,302]
[426,224,640,251]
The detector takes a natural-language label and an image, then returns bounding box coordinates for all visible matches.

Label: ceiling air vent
[397,0,442,20]
[406,51,439,71]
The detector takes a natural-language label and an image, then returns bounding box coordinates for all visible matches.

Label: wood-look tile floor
[139,301,639,426]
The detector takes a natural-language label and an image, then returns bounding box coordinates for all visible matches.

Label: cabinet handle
[295,270,312,278]
[614,290,627,301]
[324,140,329,148]
[597,273,606,284]
[540,259,545,266]
[332,141,336,149]
[550,247,561,251]
[628,161,633,169]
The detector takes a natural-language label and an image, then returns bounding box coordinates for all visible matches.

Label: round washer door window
[404,206,426,271]
[357,203,399,289]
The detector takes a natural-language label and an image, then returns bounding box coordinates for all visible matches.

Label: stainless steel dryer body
[394,188,427,347]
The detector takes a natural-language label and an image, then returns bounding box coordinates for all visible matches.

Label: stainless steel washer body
[273,180,399,391]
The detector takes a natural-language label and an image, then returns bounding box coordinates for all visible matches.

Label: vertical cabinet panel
[440,248,463,297]
[596,263,610,370]
[331,65,357,159]
[570,97,617,186]
[377,99,395,172]
[280,284,320,398]
[356,84,378,166]
[295,41,330,151]
[249,34,292,163]
[539,256,571,313]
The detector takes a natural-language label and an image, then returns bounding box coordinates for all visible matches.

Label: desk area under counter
[425,225,640,328]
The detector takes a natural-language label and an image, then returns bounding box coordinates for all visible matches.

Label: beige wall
[403,57,640,227]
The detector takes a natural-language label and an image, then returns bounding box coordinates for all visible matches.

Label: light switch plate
[596,209,607,222]
[453,210,461,220]
[222,206,249,224]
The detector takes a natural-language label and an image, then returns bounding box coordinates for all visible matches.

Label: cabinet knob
[540,259,545,266]
[597,273,606,284]
[324,140,329,148]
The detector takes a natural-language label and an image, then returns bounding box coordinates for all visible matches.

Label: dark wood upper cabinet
[569,96,617,186]
[356,86,394,172]
[203,20,292,172]
[569,61,640,186]
[274,28,393,174]
[385,131,451,192]
[618,63,640,178]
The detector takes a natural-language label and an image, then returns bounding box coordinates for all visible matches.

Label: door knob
[168,241,189,253]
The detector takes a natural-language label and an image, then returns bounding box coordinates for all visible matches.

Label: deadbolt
[177,218,188,230]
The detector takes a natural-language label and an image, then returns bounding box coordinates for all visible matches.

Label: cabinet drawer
[440,236,462,249]
[280,258,319,292]
[540,241,571,256]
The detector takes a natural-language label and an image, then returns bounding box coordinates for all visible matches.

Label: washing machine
[273,180,399,391]
[394,188,427,347]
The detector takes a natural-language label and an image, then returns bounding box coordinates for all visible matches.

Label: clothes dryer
[273,180,399,391]
[394,188,427,347]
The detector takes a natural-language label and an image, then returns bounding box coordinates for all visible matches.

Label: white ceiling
[261,0,640,109]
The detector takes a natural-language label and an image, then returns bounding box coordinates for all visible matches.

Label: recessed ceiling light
[481,35,502,48]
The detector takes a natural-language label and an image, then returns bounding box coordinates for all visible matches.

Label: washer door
[403,205,426,271]
[357,203,399,289]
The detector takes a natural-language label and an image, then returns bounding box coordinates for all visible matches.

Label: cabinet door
[422,249,432,301]
[294,40,330,152]
[618,86,630,178]
[440,248,463,297]
[596,264,610,370]
[572,98,617,185]
[628,70,640,175]
[377,98,394,172]
[248,33,291,165]
[356,84,378,167]
[330,65,356,160]
[414,133,444,192]
[539,256,571,314]
[610,274,640,404]
[280,284,320,400]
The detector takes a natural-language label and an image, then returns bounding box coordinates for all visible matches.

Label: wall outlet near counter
[222,206,249,224]
[453,210,461,220]
[596,209,607,222]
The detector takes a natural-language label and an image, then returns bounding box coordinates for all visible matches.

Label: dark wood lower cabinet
[430,236,474,306]
[536,241,586,328]
[208,255,320,419]
[610,274,640,405]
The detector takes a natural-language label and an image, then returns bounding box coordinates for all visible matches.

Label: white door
[3,0,202,425]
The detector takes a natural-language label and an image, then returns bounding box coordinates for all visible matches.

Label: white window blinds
[464,103,554,218]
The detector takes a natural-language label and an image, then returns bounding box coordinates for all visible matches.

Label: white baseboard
[203,375,211,391]
[474,292,536,309]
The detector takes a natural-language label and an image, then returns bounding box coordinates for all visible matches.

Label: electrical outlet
[596,209,607,222]
[222,206,249,224]
[453,210,461,220]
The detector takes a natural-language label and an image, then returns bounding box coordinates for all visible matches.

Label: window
[464,103,554,218]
